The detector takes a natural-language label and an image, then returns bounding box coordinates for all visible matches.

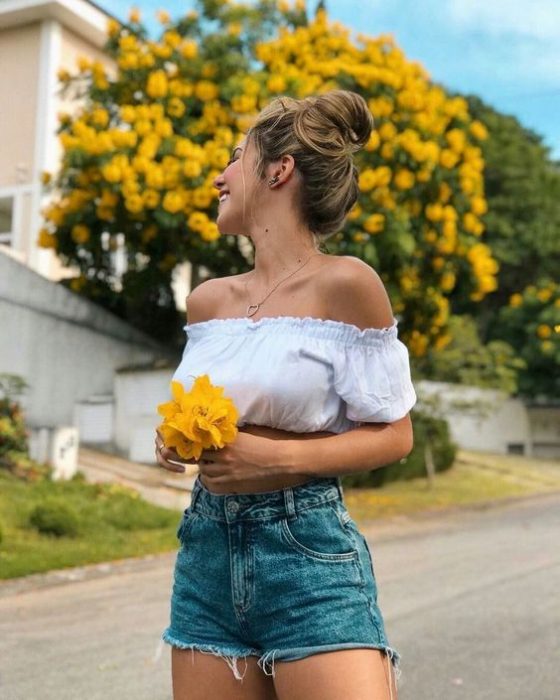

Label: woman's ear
[267,154,296,187]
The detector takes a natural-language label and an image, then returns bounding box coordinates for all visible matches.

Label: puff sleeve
[332,324,417,423]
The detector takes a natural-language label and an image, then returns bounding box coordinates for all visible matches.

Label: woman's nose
[213,171,225,189]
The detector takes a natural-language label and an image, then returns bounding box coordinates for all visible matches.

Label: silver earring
[268,175,280,187]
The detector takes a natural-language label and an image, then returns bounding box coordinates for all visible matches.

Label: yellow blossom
[363,213,385,234]
[71,224,90,244]
[536,324,552,339]
[146,70,168,99]
[509,293,523,307]
[37,228,57,248]
[180,41,198,59]
[157,376,239,460]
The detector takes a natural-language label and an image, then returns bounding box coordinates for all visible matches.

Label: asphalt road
[1,491,559,700]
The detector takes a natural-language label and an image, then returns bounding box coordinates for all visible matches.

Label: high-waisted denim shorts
[161,474,401,683]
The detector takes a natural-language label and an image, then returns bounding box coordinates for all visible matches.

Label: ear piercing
[268,175,280,187]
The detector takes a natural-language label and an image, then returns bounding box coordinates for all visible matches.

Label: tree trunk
[424,439,436,488]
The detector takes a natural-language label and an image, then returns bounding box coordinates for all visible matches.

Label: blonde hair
[247,90,374,242]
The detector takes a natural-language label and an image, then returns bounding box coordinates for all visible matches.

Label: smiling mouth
[219,192,230,203]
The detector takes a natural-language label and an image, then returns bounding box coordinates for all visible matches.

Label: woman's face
[213,137,261,236]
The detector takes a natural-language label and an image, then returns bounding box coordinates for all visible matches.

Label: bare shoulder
[185,277,226,324]
[185,273,248,323]
[319,255,395,330]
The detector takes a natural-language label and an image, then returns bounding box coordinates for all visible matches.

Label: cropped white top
[171,315,417,435]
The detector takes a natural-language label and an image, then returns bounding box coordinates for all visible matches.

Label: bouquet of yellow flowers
[157,374,239,461]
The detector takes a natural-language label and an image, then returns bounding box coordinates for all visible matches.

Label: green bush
[0,373,51,482]
[29,500,80,537]
[0,520,3,545]
[341,410,457,489]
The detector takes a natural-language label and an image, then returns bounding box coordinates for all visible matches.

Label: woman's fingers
[154,435,185,473]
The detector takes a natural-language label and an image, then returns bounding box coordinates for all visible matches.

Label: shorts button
[227,500,240,513]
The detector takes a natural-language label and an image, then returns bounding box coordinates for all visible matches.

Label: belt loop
[189,477,202,511]
[335,476,345,503]
[283,486,297,521]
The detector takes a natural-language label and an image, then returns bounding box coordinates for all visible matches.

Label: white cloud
[447,0,560,40]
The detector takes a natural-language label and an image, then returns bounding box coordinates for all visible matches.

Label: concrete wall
[414,380,557,457]
[114,367,175,462]
[0,251,177,431]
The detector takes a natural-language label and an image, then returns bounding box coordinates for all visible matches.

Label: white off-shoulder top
[171,315,417,434]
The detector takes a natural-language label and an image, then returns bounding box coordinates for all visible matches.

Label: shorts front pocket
[176,510,199,545]
[280,501,359,562]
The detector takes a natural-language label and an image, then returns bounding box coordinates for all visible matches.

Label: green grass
[345,449,560,523]
[0,470,181,580]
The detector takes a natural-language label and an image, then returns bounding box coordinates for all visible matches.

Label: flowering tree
[498,281,560,398]
[39,0,496,352]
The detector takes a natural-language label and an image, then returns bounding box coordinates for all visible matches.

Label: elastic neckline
[183,315,399,344]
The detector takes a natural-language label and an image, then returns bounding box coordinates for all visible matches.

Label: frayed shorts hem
[161,628,401,684]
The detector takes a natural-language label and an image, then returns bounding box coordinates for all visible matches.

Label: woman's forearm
[278,416,414,479]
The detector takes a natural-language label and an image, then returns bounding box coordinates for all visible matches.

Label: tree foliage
[459,96,560,398]
[39,0,496,353]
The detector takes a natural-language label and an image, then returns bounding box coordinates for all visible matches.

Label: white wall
[414,380,553,457]
[0,251,176,431]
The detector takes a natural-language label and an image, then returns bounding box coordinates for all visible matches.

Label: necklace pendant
[247,303,260,317]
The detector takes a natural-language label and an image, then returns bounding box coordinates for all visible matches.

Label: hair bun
[293,90,373,157]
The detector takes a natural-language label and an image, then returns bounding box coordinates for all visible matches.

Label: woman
[155,90,416,700]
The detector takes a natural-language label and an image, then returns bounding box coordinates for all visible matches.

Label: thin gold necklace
[244,251,321,317]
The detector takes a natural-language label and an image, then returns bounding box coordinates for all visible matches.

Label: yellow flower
[167,97,186,118]
[470,120,488,141]
[536,324,551,339]
[509,293,523,307]
[162,190,186,214]
[71,224,90,244]
[183,160,203,178]
[470,196,488,216]
[267,75,287,93]
[394,169,415,190]
[91,108,109,128]
[536,288,552,303]
[200,221,220,241]
[180,41,198,59]
[140,189,158,209]
[37,228,57,249]
[157,376,239,460]
[195,80,219,102]
[124,194,144,214]
[188,211,209,231]
[358,169,377,192]
[129,7,141,23]
[440,149,459,169]
[107,18,121,36]
[156,9,171,24]
[363,213,385,234]
[365,131,380,151]
[147,70,168,99]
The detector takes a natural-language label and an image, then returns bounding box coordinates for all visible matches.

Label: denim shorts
[161,474,401,684]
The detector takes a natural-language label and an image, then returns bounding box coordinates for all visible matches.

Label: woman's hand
[155,428,196,473]
[196,430,281,489]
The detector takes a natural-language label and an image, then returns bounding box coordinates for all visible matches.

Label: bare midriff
[198,423,336,495]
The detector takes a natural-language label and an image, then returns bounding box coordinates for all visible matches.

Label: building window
[0,196,14,245]
[507,443,525,455]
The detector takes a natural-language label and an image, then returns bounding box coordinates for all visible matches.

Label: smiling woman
[156,89,414,700]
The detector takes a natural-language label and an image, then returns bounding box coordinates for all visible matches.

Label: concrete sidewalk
[77,445,197,511]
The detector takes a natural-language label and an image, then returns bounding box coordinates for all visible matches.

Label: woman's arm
[275,414,413,479]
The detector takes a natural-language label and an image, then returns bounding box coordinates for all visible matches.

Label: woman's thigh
[271,648,398,700]
[172,649,278,700]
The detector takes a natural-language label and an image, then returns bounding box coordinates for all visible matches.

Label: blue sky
[97,0,560,159]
